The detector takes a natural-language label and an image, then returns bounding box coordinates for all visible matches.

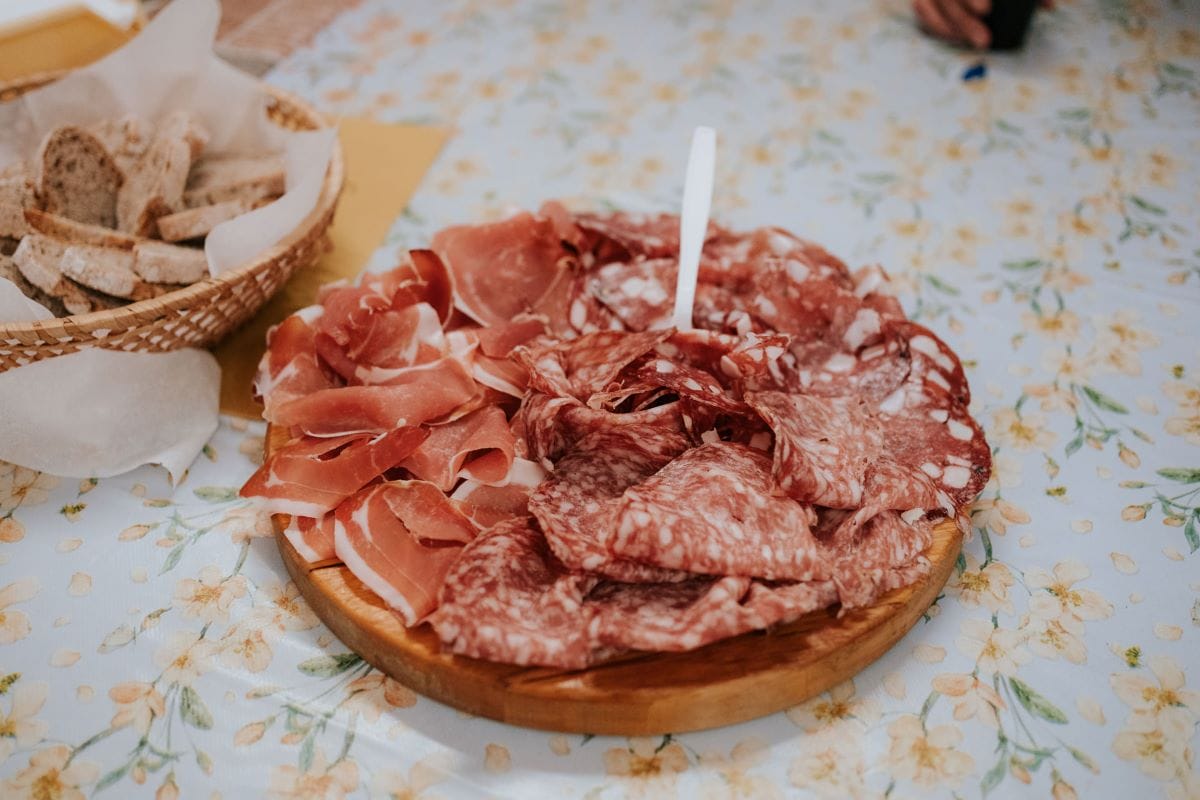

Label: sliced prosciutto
[399,405,516,491]
[432,212,574,328]
[240,427,428,517]
[282,513,337,563]
[254,309,336,421]
[451,458,547,530]
[333,483,469,625]
[271,357,479,437]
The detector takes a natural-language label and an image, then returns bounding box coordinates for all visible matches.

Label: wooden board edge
[276,518,961,735]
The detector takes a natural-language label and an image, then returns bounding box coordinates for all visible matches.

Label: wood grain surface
[268,425,962,735]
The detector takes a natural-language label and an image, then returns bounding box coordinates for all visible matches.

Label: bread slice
[24,208,140,249]
[0,171,38,238]
[156,111,210,160]
[116,114,206,236]
[155,198,251,242]
[133,240,208,284]
[12,235,98,315]
[184,154,284,207]
[1,252,67,316]
[58,243,142,299]
[35,126,124,227]
[87,115,149,178]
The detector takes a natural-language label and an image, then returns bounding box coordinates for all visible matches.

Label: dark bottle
[985,0,1038,50]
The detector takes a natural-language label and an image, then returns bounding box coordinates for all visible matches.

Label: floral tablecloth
[3,1,1199,798]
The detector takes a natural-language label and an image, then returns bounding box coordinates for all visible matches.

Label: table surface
[3,1,1199,798]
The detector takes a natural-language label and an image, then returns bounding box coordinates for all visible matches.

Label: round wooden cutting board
[268,425,962,735]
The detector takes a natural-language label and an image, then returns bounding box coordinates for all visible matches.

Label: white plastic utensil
[671,126,716,331]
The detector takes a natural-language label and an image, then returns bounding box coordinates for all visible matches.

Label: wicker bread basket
[0,71,344,372]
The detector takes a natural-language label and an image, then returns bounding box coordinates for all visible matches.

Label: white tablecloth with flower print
[3,1,1199,798]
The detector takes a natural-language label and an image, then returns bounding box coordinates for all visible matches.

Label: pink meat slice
[746,391,883,508]
[429,517,593,669]
[240,427,429,517]
[282,513,337,563]
[611,442,827,581]
[333,483,467,625]
[629,355,750,415]
[255,311,338,421]
[822,510,936,609]
[271,357,479,436]
[515,328,672,400]
[432,212,573,327]
[399,405,516,491]
[528,427,692,583]
[450,458,547,531]
[586,576,756,652]
[586,257,676,331]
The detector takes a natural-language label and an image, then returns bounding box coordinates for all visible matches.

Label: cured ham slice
[254,309,337,421]
[432,212,573,328]
[399,405,516,491]
[270,357,479,437]
[746,391,883,508]
[282,513,336,563]
[451,458,547,530]
[611,442,826,581]
[428,518,594,668]
[333,484,468,625]
[240,427,428,517]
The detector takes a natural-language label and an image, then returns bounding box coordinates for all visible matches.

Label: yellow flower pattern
[2,0,1198,797]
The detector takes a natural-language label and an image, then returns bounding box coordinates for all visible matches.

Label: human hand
[913,0,993,50]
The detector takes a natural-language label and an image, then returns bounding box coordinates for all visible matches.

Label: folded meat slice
[254,308,337,421]
[282,513,337,564]
[270,356,479,437]
[610,442,826,581]
[399,405,516,491]
[240,427,428,517]
[432,211,572,327]
[585,576,756,653]
[451,458,547,530]
[528,426,691,583]
[358,249,454,325]
[515,328,672,400]
[333,483,469,625]
[315,303,446,385]
[428,518,593,669]
[746,391,883,508]
[821,509,936,609]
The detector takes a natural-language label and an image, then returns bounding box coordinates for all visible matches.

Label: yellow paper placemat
[215,117,450,418]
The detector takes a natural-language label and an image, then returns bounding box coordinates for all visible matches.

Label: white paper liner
[0,349,220,480]
[0,0,333,481]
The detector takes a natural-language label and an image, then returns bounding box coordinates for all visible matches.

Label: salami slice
[823,510,935,609]
[515,329,671,400]
[746,391,883,508]
[628,356,750,415]
[429,518,594,668]
[877,403,991,509]
[528,427,691,583]
[587,257,676,331]
[586,576,755,653]
[610,442,826,581]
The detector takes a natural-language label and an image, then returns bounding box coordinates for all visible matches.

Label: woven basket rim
[0,69,345,339]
